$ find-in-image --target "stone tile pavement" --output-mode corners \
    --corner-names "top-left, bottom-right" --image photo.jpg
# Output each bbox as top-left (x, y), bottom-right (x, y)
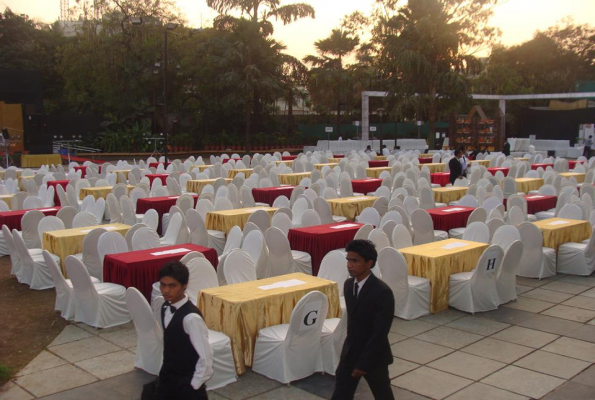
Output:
top-left (4, 273), bottom-right (595, 399)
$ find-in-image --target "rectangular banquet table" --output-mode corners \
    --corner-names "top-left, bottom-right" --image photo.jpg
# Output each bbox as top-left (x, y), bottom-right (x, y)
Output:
top-left (531, 163), bottom-right (553, 170)
top-left (274, 160), bottom-right (293, 167)
top-left (205, 207), bottom-right (277, 234)
top-left (487, 167), bottom-right (509, 177)
top-left (18, 176), bottom-right (35, 190)
top-left (47, 180), bottom-right (69, 206)
top-left (418, 163), bottom-right (445, 173)
top-left (503, 195), bottom-right (557, 214)
top-left (149, 162), bottom-right (164, 169)
top-left (430, 172), bottom-right (451, 187)
top-left (189, 165), bottom-right (212, 173)
top-left (198, 272), bottom-right (341, 375)
top-left (327, 158), bottom-right (342, 163)
top-left (0, 194), bottom-right (15, 209)
top-left (373, 156), bottom-right (387, 160)
top-left (427, 206), bottom-right (475, 231)
top-left (327, 196), bottom-right (377, 221)
top-left (186, 178), bottom-right (231, 194)
top-left (136, 195), bottom-right (199, 234)
top-left (79, 185), bottom-right (134, 200)
top-left (0, 207), bottom-right (61, 231)
top-left (288, 222), bottom-right (363, 275)
top-left (103, 243), bottom-right (218, 300)
top-left (252, 186), bottom-right (295, 206)
top-left (21, 154), bottom-right (62, 168)
top-left (42, 223), bottom-right (131, 274)
top-left (278, 172), bottom-right (311, 186)
top-left (314, 163), bottom-right (338, 170)
top-left (515, 157), bottom-right (530, 162)
top-left (508, 178), bottom-right (544, 194)
top-left (366, 167), bottom-right (391, 178)
top-left (228, 169), bottom-right (253, 178)
top-left (222, 158), bottom-right (241, 164)
top-left (569, 160), bottom-right (585, 169)
top-left (0, 169), bottom-right (22, 179)
top-left (73, 166), bottom-right (87, 177)
top-left (418, 157), bottom-right (434, 164)
top-left (145, 173), bottom-right (169, 185)
top-left (432, 187), bottom-right (468, 204)
top-left (281, 155), bottom-right (298, 161)
top-left (560, 172), bottom-right (586, 183)
top-left (351, 179), bottom-right (382, 194)
top-left (400, 239), bottom-right (489, 313)
top-left (368, 160), bottom-right (389, 168)
top-left (333, 154), bottom-right (345, 158)
top-left (532, 218), bottom-right (592, 252)
top-left (469, 160), bottom-right (490, 167)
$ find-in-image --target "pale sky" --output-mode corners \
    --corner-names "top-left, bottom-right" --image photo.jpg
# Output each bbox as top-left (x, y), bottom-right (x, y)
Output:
top-left (2, 0), bottom-right (595, 61)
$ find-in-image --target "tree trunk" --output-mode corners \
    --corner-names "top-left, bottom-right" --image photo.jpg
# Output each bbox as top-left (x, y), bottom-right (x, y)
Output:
top-left (429, 86), bottom-right (437, 144)
top-left (336, 100), bottom-right (341, 137)
top-left (287, 89), bottom-right (294, 134)
top-left (245, 106), bottom-right (251, 154)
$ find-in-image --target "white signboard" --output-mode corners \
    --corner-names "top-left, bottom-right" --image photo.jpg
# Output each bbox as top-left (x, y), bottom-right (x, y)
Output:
top-left (325, 127), bottom-right (334, 133)
top-left (370, 126), bottom-right (377, 132)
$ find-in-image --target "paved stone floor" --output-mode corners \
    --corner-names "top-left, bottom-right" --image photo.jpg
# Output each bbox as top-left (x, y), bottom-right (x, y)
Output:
top-left (5, 273), bottom-right (595, 399)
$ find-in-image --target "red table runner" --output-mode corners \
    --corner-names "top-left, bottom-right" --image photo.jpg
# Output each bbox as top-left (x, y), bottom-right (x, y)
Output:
top-left (146, 173), bottom-right (169, 185)
top-left (351, 179), bottom-right (382, 194)
top-left (569, 160), bottom-right (585, 169)
top-left (430, 172), bottom-right (451, 187)
top-left (103, 243), bottom-right (218, 300)
top-left (73, 166), bottom-right (87, 178)
top-left (281, 155), bottom-right (298, 161)
top-left (531, 163), bottom-right (553, 170)
top-left (427, 206), bottom-right (475, 231)
top-left (368, 160), bottom-right (389, 168)
top-left (0, 207), bottom-right (62, 231)
top-left (418, 157), bottom-right (434, 164)
top-left (47, 180), bottom-right (70, 206)
top-left (288, 222), bottom-right (363, 276)
top-left (487, 167), bottom-right (509, 177)
top-left (504, 195), bottom-right (557, 214)
top-left (136, 195), bottom-right (198, 234)
top-left (252, 186), bottom-right (295, 206)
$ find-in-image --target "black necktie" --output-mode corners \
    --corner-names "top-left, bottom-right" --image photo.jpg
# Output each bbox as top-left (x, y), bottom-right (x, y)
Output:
top-left (164, 302), bottom-right (177, 313)
top-left (354, 281), bottom-right (359, 298)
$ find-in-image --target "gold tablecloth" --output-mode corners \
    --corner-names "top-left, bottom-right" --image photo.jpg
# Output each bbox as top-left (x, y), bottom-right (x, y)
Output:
top-left (515, 157), bottom-right (530, 162)
top-left (401, 239), bottom-right (489, 313)
top-left (433, 187), bottom-right (468, 204)
top-left (190, 165), bottom-right (213, 172)
top-left (513, 178), bottom-right (544, 194)
top-left (198, 272), bottom-right (341, 375)
top-left (21, 154), bottom-right (62, 168)
top-left (79, 185), bottom-right (134, 200)
top-left (327, 196), bottom-right (377, 221)
top-left (366, 167), bottom-right (391, 178)
top-left (469, 160), bottom-right (490, 167)
top-left (112, 170), bottom-right (130, 183)
top-left (42, 223), bottom-right (130, 274)
top-left (205, 207), bottom-right (277, 234)
top-left (373, 156), bottom-right (387, 160)
top-left (418, 163), bottom-right (446, 173)
top-left (532, 218), bottom-right (592, 252)
top-left (18, 176), bottom-right (35, 190)
top-left (278, 172), bottom-right (311, 186)
top-left (327, 158), bottom-right (341, 163)
top-left (186, 179), bottom-right (231, 194)
top-left (560, 172), bottom-right (586, 183)
top-left (314, 163), bottom-right (338, 170)
top-left (0, 170), bottom-right (22, 179)
top-left (228, 169), bottom-right (253, 178)
top-left (0, 194), bottom-right (14, 209)
top-left (275, 160), bottom-right (293, 167)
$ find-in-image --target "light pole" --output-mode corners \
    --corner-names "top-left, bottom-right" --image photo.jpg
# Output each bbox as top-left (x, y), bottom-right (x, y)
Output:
top-left (377, 108), bottom-right (385, 154)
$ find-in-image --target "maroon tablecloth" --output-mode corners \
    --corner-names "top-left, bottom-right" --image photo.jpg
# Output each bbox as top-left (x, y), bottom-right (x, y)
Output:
top-left (252, 186), bottom-right (295, 206)
top-left (487, 167), bottom-right (509, 177)
top-left (427, 206), bottom-right (475, 231)
top-left (569, 160), bottom-right (585, 169)
top-left (351, 179), bottom-right (382, 194)
top-left (136, 195), bottom-right (198, 234)
top-left (288, 222), bottom-right (363, 276)
top-left (282, 155), bottom-right (298, 161)
top-left (148, 162), bottom-right (163, 169)
top-left (504, 195), bottom-right (557, 214)
top-left (418, 157), bottom-right (434, 164)
top-left (47, 180), bottom-right (70, 206)
top-left (222, 158), bottom-right (242, 164)
top-left (0, 207), bottom-right (61, 231)
top-left (103, 244), bottom-right (218, 300)
top-left (531, 163), bottom-right (553, 170)
top-left (368, 160), bottom-right (389, 168)
top-left (430, 173), bottom-right (451, 187)
top-left (333, 154), bottom-right (345, 158)
top-left (73, 166), bottom-right (87, 177)
top-left (146, 173), bottom-right (169, 185)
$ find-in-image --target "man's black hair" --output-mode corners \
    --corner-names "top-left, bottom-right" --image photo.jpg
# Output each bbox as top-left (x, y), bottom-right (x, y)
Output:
top-left (158, 261), bottom-right (189, 286)
top-left (346, 239), bottom-right (378, 268)
top-left (454, 149), bottom-right (462, 156)
top-left (590, 136), bottom-right (593, 139)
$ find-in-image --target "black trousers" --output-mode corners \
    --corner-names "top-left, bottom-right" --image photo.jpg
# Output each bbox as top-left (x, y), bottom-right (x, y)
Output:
top-left (156, 375), bottom-right (208, 400)
top-left (584, 146), bottom-right (591, 158)
top-left (331, 361), bottom-right (394, 400)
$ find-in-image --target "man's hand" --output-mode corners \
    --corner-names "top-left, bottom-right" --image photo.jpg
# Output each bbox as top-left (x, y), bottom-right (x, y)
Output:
top-left (351, 369), bottom-right (367, 378)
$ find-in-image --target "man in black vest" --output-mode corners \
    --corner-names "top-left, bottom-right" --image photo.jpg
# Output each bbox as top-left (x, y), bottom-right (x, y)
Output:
top-left (156, 262), bottom-right (212, 400)
top-left (449, 149), bottom-right (464, 185)
top-left (331, 240), bottom-right (395, 400)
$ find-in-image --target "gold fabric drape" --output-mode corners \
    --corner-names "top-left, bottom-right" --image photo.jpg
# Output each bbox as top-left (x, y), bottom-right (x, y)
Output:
top-left (511, 178), bottom-right (544, 194)
top-left (197, 272), bottom-right (341, 375)
top-left (21, 154), bottom-right (62, 168)
top-left (189, 165), bottom-right (213, 172)
top-left (432, 187), bottom-right (468, 204)
top-left (366, 168), bottom-right (391, 178)
top-left (275, 160), bottom-right (293, 167)
top-left (401, 239), bottom-right (489, 313)
top-left (469, 160), bottom-right (490, 167)
top-left (79, 186), bottom-right (134, 200)
top-left (0, 194), bottom-right (14, 209)
top-left (373, 156), bottom-right (387, 160)
top-left (559, 172), bottom-right (586, 183)
top-left (417, 163), bottom-right (446, 173)
top-left (327, 196), bottom-right (377, 221)
top-left (533, 218), bottom-right (592, 252)
top-left (228, 169), bottom-right (254, 179)
top-left (314, 163), bottom-right (338, 170)
top-left (186, 179), bottom-right (231, 194)
top-left (278, 172), bottom-right (311, 186)
top-left (205, 207), bottom-right (277, 234)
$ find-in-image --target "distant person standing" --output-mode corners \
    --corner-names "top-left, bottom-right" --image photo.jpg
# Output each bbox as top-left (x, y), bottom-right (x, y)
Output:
top-left (449, 149), bottom-right (464, 185)
top-left (365, 145), bottom-right (372, 154)
top-left (459, 146), bottom-right (468, 177)
top-left (503, 138), bottom-right (511, 157)
top-left (584, 135), bottom-right (593, 158)
top-left (338, 135), bottom-right (343, 141)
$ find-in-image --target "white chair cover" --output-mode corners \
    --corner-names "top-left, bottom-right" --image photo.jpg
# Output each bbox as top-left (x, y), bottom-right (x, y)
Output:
top-left (132, 227), bottom-right (161, 251)
top-left (491, 225), bottom-right (520, 252)
top-left (496, 241), bottom-right (524, 304)
top-left (392, 224), bottom-right (413, 249)
top-left (97, 231), bottom-right (128, 265)
top-left (224, 249), bottom-right (257, 284)
top-left (126, 287), bottom-right (163, 375)
top-left (216, 225), bottom-right (243, 285)
top-left (558, 228), bottom-right (595, 276)
top-left (12, 229), bottom-right (56, 289)
top-left (461, 221), bottom-right (489, 243)
top-left (82, 228), bottom-right (108, 281)
top-left (185, 257), bottom-right (218, 304)
top-left (21, 210), bottom-right (45, 249)
top-left (517, 222), bottom-right (556, 279)
top-left (72, 211), bottom-right (98, 228)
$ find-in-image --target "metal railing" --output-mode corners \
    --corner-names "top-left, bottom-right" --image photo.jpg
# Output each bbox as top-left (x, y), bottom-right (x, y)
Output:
top-left (53, 140), bottom-right (103, 164)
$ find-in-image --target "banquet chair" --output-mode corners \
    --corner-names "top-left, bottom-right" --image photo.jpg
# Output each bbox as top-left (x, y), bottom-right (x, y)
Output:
top-left (357, 207), bottom-right (380, 226)
top-left (65, 185), bottom-right (80, 209)
top-left (126, 224), bottom-right (154, 251)
top-left (487, 218), bottom-right (506, 242)
top-left (56, 206), bottom-right (77, 229)
top-left (76, 227), bottom-right (108, 281)
top-left (265, 227), bottom-right (312, 277)
top-left (271, 211), bottom-right (293, 236)
top-left (160, 212), bottom-right (183, 247)
top-left (403, 196), bottom-right (420, 216)
top-left (216, 225), bottom-right (243, 285)
top-left (194, 199), bottom-right (226, 255)
top-left (372, 196), bottom-right (389, 216)
top-left (318, 250), bottom-right (349, 302)
top-left (300, 209), bottom-right (321, 228)
top-left (461, 221), bottom-right (489, 243)
top-left (141, 208), bottom-right (159, 231)
top-left (419, 186), bottom-right (446, 209)
top-left (126, 287), bottom-right (163, 375)
top-left (185, 257), bottom-right (219, 304)
top-left (271, 195), bottom-right (289, 209)
top-left (13, 229), bottom-right (58, 290)
top-left (97, 231), bottom-right (128, 266)
top-left (214, 197), bottom-right (233, 211)
top-left (557, 228), bottom-right (595, 276)
top-left (449, 245), bottom-right (504, 314)
top-left (381, 220), bottom-right (398, 244)
top-left (80, 195), bottom-right (95, 214)
top-left (411, 209), bottom-right (448, 244)
top-left (72, 211), bottom-right (98, 228)
top-left (106, 193), bottom-right (123, 224)
top-left (517, 222), bottom-right (556, 279)
top-left (224, 249), bottom-right (257, 284)
top-left (448, 208), bottom-right (486, 239)
top-left (38, 215), bottom-right (65, 244)
top-left (180, 251), bottom-right (204, 265)
top-left (291, 197), bottom-right (309, 227)
top-left (252, 291), bottom-right (328, 384)
top-left (491, 225), bottom-right (521, 253)
top-left (368, 229), bottom-right (391, 253)
top-left (23, 196), bottom-right (44, 209)
top-left (66, 255), bottom-right (130, 328)
top-left (3, 226), bottom-right (27, 281)
top-left (378, 247), bottom-right (430, 320)
top-left (120, 196), bottom-right (140, 226)
top-left (21, 210), bottom-right (45, 249)
top-left (496, 241), bottom-right (524, 305)
top-left (239, 186), bottom-right (257, 207)
top-left (313, 197), bottom-right (346, 223)
top-left (241, 229), bottom-right (269, 278)
top-left (185, 209), bottom-right (209, 247)
top-left (558, 204), bottom-right (583, 220)
top-left (247, 209), bottom-right (271, 232)
top-left (507, 205), bottom-right (525, 226)
top-left (353, 224), bottom-right (374, 241)
top-left (392, 224), bottom-right (413, 249)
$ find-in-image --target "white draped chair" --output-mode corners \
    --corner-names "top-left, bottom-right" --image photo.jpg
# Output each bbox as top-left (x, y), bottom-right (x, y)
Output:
top-left (216, 226), bottom-right (242, 286)
top-left (224, 249), bottom-right (257, 284)
top-left (517, 222), bottom-right (556, 279)
top-left (557, 228), bottom-right (595, 276)
top-left (496, 241), bottom-right (524, 305)
top-left (12, 229), bottom-right (58, 290)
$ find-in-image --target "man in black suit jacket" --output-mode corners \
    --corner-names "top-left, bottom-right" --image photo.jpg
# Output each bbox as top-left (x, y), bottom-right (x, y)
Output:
top-left (331, 240), bottom-right (395, 400)
top-left (449, 149), bottom-right (464, 185)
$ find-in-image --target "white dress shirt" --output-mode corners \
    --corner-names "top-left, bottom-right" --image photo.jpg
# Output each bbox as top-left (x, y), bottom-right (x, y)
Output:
top-left (354, 273), bottom-right (371, 297)
top-left (160, 295), bottom-right (214, 390)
